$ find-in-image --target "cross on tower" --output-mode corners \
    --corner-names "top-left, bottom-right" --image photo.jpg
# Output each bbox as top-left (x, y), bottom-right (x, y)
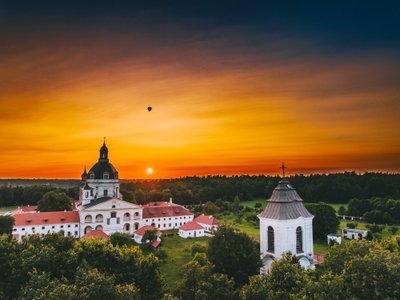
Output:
top-left (280, 162), bottom-right (287, 178)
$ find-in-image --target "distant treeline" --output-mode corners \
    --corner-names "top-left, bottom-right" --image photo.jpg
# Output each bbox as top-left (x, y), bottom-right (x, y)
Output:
top-left (0, 186), bottom-right (78, 207)
top-left (120, 172), bottom-right (400, 205)
top-left (1, 172), bottom-right (399, 207)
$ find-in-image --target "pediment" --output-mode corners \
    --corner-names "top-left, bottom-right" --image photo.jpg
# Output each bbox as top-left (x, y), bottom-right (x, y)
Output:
top-left (82, 198), bottom-right (141, 211)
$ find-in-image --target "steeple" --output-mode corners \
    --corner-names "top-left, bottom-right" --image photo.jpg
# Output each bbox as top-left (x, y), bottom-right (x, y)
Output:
top-left (99, 138), bottom-right (109, 161)
top-left (81, 165), bottom-right (88, 180)
top-left (280, 162), bottom-right (287, 178)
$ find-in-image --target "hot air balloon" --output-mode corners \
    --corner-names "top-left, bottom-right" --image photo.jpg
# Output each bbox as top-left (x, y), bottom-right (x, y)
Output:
top-left (147, 106), bottom-right (152, 112)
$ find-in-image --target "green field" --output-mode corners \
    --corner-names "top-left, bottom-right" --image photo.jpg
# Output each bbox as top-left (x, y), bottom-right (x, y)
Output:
top-left (160, 235), bottom-right (208, 290)
top-left (241, 198), bottom-right (266, 209)
top-left (328, 203), bottom-right (348, 213)
top-left (0, 206), bottom-right (17, 212)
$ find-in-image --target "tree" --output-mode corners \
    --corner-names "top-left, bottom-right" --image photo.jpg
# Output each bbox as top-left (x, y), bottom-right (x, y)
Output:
top-left (203, 201), bottom-right (220, 215)
top-left (37, 191), bottom-right (72, 212)
top-left (342, 248), bottom-right (400, 299)
top-left (240, 253), bottom-right (309, 300)
top-left (141, 229), bottom-right (158, 243)
top-left (110, 232), bottom-right (132, 247)
top-left (338, 206), bottom-right (346, 215)
top-left (0, 216), bottom-right (14, 235)
top-left (175, 253), bottom-right (236, 300)
top-left (323, 240), bottom-right (373, 274)
top-left (207, 225), bottom-right (261, 285)
top-left (305, 202), bottom-right (339, 240)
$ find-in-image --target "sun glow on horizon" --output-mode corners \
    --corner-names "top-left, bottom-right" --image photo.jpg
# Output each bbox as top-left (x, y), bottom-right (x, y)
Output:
top-left (146, 168), bottom-right (154, 175)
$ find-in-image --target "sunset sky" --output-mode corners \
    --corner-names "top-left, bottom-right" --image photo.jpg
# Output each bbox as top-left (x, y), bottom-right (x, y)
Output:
top-left (1, 1), bottom-right (400, 178)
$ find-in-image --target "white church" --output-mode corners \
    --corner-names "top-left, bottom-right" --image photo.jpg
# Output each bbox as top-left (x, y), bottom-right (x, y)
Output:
top-left (12, 141), bottom-right (196, 241)
top-left (258, 164), bottom-right (314, 272)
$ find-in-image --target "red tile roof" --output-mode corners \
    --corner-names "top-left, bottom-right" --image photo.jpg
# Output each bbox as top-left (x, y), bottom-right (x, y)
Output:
top-left (179, 221), bottom-right (204, 231)
top-left (150, 240), bottom-right (161, 248)
top-left (12, 205), bottom-right (38, 215)
top-left (143, 202), bottom-right (193, 219)
top-left (82, 230), bottom-right (109, 239)
top-left (13, 211), bottom-right (80, 226)
top-left (134, 225), bottom-right (158, 236)
top-left (194, 215), bottom-right (219, 226)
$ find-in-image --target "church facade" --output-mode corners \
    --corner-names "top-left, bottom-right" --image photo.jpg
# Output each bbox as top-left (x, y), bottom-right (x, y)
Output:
top-left (258, 173), bottom-right (314, 273)
top-left (12, 141), bottom-right (194, 241)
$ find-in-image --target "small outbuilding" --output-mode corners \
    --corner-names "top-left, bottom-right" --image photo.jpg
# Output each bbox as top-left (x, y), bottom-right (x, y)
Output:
top-left (342, 228), bottom-right (368, 240)
top-left (134, 225), bottom-right (160, 244)
top-left (82, 229), bottom-right (109, 240)
top-left (194, 214), bottom-right (219, 233)
top-left (178, 221), bottom-right (205, 238)
top-left (327, 233), bottom-right (342, 245)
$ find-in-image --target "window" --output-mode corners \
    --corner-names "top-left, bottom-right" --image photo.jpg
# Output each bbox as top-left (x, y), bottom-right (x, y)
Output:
top-left (60, 225), bottom-right (64, 229)
top-left (103, 172), bottom-right (109, 179)
top-left (96, 214), bottom-right (104, 223)
top-left (123, 213), bottom-right (130, 221)
top-left (42, 226), bottom-right (45, 230)
top-left (52, 226), bottom-right (55, 229)
top-left (104, 190), bottom-right (108, 196)
top-left (296, 227), bottom-right (303, 253)
top-left (85, 215), bottom-right (92, 223)
top-left (22, 228), bottom-right (25, 231)
top-left (90, 173), bottom-right (94, 179)
top-left (13, 228), bottom-right (16, 231)
top-left (68, 225), bottom-right (71, 228)
top-left (111, 212), bottom-right (116, 218)
top-left (75, 231), bottom-right (78, 235)
top-left (75, 224), bottom-right (78, 227)
top-left (267, 226), bottom-right (275, 253)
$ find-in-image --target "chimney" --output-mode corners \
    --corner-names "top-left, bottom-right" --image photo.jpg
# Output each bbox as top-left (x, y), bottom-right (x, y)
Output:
top-left (169, 197), bottom-right (173, 204)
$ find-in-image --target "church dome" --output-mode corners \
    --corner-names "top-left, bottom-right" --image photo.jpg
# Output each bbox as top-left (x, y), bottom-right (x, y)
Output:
top-left (258, 179), bottom-right (313, 220)
top-left (87, 140), bottom-right (119, 180)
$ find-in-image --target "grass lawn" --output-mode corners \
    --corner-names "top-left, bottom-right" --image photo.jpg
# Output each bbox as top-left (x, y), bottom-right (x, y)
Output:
top-left (160, 235), bottom-right (208, 291)
top-left (218, 213), bottom-right (260, 239)
top-left (241, 198), bottom-right (266, 209)
top-left (328, 203), bottom-right (348, 213)
top-left (0, 206), bottom-right (17, 213)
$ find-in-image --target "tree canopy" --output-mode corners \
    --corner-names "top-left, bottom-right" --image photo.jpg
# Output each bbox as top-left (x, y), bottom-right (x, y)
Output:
top-left (37, 191), bottom-right (72, 212)
top-left (305, 202), bottom-right (339, 240)
top-left (207, 225), bottom-right (261, 285)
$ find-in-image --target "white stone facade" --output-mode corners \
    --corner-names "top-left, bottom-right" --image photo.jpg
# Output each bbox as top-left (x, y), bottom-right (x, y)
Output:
top-left (259, 217), bottom-right (314, 260)
top-left (78, 198), bottom-right (142, 236)
top-left (13, 222), bottom-right (80, 241)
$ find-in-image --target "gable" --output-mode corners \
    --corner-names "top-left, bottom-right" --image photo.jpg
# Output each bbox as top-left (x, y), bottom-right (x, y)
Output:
top-left (82, 198), bottom-right (141, 211)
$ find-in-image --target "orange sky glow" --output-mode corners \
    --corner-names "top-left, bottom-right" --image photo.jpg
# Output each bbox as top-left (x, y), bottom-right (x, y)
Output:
top-left (1, 2), bottom-right (399, 178)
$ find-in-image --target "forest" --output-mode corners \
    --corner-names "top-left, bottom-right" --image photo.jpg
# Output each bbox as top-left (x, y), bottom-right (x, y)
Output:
top-left (0, 172), bottom-right (399, 207)
top-left (1, 226), bottom-right (400, 300)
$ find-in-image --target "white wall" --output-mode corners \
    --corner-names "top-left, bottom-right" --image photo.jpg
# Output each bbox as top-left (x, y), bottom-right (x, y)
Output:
top-left (13, 222), bottom-right (80, 241)
top-left (179, 229), bottom-right (204, 238)
top-left (80, 207), bottom-right (142, 236)
top-left (143, 215), bottom-right (194, 231)
top-left (259, 217), bottom-right (314, 260)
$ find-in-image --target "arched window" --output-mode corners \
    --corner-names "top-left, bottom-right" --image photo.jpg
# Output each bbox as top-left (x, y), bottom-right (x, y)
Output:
top-left (95, 225), bottom-right (103, 231)
top-left (84, 226), bottom-right (92, 234)
top-left (267, 226), bottom-right (274, 253)
top-left (124, 223), bottom-right (130, 231)
top-left (85, 215), bottom-right (92, 223)
top-left (134, 222), bottom-right (140, 230)
top-left (296, 227), bottom-right (303, 253)
top-left (95, 214), bottom-right (103, 223)
top-left (134, 212), bottom-right (140, 218)
top-left (123, 213), bottom-right (130, 221)
top-left (103, 172), bottom-right (109, 179)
